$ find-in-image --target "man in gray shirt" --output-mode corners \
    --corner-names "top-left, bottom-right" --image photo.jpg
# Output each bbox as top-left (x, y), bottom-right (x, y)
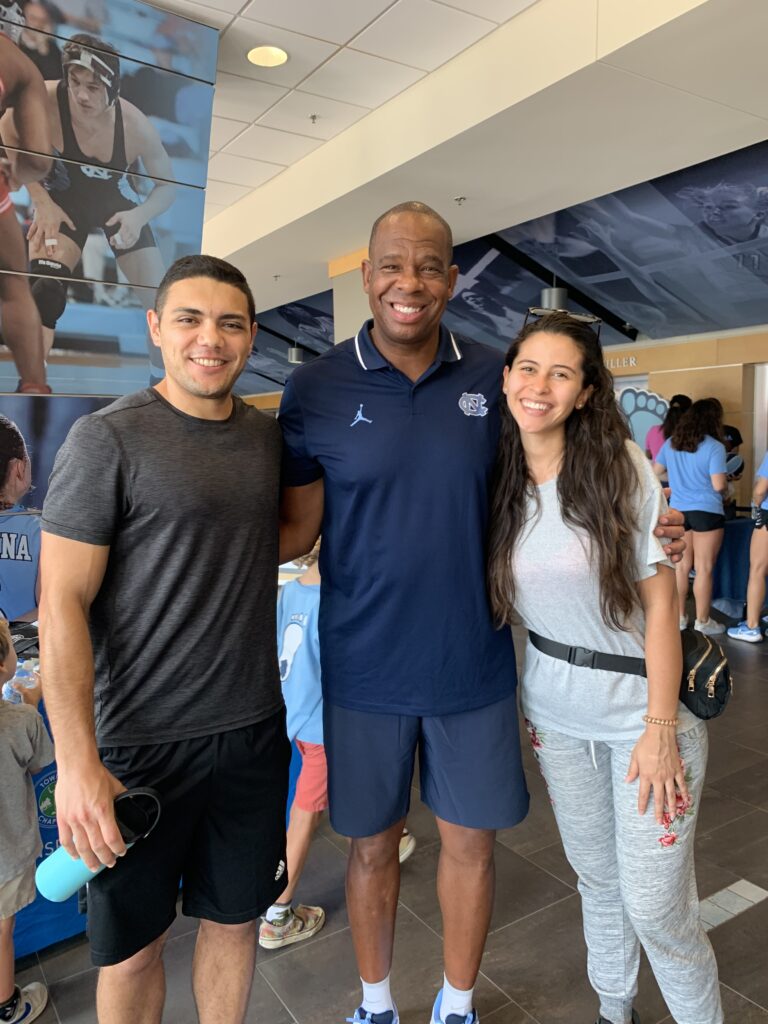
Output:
top-left (39, 255), bottom-right (289, 1024)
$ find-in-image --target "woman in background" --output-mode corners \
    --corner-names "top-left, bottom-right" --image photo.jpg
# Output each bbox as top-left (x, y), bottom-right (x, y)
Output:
top-left (727, 452), bottom-right (768, 643)
top-left (644, 393), bottom-right (691, 462)
top-left (488, 311), bottom-right (720, 1024)
top-left (654, 400), bottom-right (727, 635)
top-left (0, 414), bottom-right (40, 621)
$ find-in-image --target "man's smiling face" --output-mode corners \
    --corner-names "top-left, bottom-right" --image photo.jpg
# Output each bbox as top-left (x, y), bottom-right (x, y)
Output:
top-left (362, 212), bottom-right (458, 355)
top-left (147, 276), bottom-right (255, 417)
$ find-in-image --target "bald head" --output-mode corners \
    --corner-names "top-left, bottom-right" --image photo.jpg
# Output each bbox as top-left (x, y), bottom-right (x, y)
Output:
top-left (368, 202), bottom-right (453, 262)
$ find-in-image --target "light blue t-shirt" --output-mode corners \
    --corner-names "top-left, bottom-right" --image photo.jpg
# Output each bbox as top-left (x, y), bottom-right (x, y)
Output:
top-left (756, 451), bottom-right (768, 510)
top-left (656, 436), bottom-right (726, 515)
top-left (0, 507), bottom-right (41, 621)
top-left (277, 580), bottom-right (322, 744)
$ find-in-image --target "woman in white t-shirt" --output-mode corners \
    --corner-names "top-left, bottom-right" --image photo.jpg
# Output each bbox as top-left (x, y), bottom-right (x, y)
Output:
top-left (488, 312), bottom-right (721, 1024)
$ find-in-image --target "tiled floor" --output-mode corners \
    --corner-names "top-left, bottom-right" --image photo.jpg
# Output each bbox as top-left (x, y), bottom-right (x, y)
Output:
top-left (17, 624), bottom-right (768, 1023)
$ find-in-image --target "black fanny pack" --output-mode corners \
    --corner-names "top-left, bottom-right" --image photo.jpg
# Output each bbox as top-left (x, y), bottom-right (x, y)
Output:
top-left (528, 627), bottom-right (732, 720)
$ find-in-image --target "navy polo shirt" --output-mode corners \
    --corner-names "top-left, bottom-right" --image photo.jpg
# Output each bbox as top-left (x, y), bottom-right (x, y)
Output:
top-left (279, 320), bottom-right (517, 716)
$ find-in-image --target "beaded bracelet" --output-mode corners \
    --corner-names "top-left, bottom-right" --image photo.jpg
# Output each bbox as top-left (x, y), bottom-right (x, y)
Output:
top-left (642, 714), bottom-right (678, 727)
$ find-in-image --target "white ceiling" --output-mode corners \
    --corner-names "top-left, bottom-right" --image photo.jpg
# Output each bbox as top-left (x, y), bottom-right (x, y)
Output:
top-left (144, 0), bottom-right (768, 318)
top-left (147, 0), bottom-right (540, 219)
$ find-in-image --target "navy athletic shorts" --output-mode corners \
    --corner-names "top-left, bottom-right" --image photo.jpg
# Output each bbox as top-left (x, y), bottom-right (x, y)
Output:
top-left (324, 694), bottom-right (529, 837)
top-left (87, 710), bottom-right (290, 966)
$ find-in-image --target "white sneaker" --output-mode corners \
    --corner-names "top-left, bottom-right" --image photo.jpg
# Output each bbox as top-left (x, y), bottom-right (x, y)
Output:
top-left (679, 615), bottom-right (689, 630)
top-left (399, 828), bottom-right (416, 864)
top-left (694, 617), bottom-right (726, 636)
top-left (6, 983), bottom-right (48, 1023)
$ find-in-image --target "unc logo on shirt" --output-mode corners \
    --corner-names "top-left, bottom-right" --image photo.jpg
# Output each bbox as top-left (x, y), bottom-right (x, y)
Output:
top-left (80, 164), bottom-right (113, 180)
top-left (458, 392), bottom-right (489, 418)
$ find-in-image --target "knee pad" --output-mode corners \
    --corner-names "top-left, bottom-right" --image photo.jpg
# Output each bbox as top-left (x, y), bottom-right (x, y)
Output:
top-left (29, 258), bottom-right (68, 329)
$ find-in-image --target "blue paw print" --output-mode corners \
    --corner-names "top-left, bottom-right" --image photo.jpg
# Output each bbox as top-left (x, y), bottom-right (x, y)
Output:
top-left (618, 388), bottom-right (668, 446)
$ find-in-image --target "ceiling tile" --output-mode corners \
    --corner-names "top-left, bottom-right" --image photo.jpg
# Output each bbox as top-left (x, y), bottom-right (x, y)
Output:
top-left (258, 91), bottom-right (370, 140)
top-left (205, 180), bottom-right (251, 205)
top-left (207, 153), bottom-right (285, 187)
top-left (209, 116), bottom-right (248, 151)
top-left (350, 0), bottom-right (494, 71)
top-left (211, 73), bottom-right (288, 122)
top-left (204, 202), bottom-right (228, 221)
top-left (224, 125), bottom-right (322, 164)
top-left (300, 49), bottom-right (425, 108)
top-left (431, 0), bottom-right (539, 23)
top-left (239, 0), bottom-right (396, 44)
top-left (217, 18), bottom-right (339, 88)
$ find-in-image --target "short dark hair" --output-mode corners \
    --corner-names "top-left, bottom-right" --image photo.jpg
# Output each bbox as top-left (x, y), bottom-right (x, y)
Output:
top-left (0, 414), bottom-right (27, 496)
top-left (368, 201), bottom-right (454, 261)
top-left (154, 255), bottom-right (256, 324)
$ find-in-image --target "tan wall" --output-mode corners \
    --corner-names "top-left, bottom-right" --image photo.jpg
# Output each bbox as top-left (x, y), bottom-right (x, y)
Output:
top-left (607, 330), bottom-right (768, 378)
top-left (242, 393), bottom-right (280, 413)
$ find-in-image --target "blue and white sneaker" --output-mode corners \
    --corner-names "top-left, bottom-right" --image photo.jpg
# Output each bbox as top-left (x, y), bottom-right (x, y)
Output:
top-left (727, 621), bottom-right (763, 643)
top-left (5, 983), bottom-right (48, 1023)
top-left (347, 1007), bottom-right (398, 1024)
top-left (431, 989), bottom-right (479, 1024)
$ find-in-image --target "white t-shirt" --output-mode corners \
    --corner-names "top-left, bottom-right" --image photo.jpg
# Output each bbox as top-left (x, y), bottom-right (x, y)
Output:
top-left (514, 441), bottom-right (698, 742)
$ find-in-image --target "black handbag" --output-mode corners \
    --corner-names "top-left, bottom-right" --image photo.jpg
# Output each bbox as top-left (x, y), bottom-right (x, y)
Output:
top-left (679, 627), bottom-right (732, 719)
top-left (528, 626), bottom-right (733, 720)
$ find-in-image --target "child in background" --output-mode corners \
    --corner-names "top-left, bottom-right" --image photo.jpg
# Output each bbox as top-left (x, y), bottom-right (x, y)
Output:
top-left (260, 543), bottom-right (415, 949)
top-left (727, 452), bottom-right (768, 643)
top-left (259, 543), bottom-right (327, 949)
top-left (0, 620), bottom-right (54, 1023)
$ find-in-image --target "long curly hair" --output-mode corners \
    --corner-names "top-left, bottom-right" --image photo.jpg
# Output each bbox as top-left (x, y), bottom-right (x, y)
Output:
top-left (670, 398), bottom-right (723, 452)
top-left (488, 313), bottom-right (640, 631)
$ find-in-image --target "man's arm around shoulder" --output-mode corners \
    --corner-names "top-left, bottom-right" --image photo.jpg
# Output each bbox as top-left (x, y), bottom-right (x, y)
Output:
top-left (39, 532), bottom-right (127, 870)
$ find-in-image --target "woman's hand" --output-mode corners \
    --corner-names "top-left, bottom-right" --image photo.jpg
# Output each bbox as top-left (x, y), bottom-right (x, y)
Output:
top-left (626, 725), bottom-right (688, 823)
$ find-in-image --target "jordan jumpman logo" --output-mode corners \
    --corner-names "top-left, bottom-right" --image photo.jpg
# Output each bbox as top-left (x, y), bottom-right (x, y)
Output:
top-left (350, 404), bottom-right (373, 427)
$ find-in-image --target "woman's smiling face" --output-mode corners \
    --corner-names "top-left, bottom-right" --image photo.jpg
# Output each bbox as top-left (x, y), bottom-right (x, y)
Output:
top-left (503, 331), bottom-right (592, 439)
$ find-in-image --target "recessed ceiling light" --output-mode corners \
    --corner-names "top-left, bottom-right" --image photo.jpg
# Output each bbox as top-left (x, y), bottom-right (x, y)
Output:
top-left (247, 46), bottom-right (288, 68)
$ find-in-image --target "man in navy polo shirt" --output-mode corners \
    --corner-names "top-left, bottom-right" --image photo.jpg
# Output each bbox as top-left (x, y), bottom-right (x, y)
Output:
top-left (278, 202), bottom-right (686, 1024)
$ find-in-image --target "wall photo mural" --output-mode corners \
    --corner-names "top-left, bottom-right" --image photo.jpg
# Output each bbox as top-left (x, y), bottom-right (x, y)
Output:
top-left (0, 0), bottom-right (216, 395)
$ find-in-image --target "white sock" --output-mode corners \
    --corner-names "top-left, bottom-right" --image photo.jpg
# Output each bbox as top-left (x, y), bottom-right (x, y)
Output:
top-left (439, 975), bottom-right (474, 1020)
top-left (360, 975), bottom-right (394, 1015)
top-left (265, 901), bottom-right (291, 923)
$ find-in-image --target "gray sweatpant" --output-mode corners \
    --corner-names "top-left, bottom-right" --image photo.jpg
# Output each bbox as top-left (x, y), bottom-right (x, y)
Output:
top-left (525, 719), bottom-right (722, 1024)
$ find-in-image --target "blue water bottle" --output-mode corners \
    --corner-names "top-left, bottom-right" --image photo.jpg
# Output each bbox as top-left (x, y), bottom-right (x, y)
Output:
top-left (36, 788), bottom-right (162, 902)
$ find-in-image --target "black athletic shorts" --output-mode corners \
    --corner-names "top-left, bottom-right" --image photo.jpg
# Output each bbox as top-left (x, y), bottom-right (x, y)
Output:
top-left (87, 711), bottom-right (290, 967)
top-left (682, 510), bottom-right (725, 532)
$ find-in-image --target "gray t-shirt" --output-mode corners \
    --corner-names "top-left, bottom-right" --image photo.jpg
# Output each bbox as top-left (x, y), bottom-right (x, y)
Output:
top-left (0, 703), bottom-right (54, 883)
top-left (41, 389), bottom-right (283, 746)
top-left (514, 441), bottom-right (697, 741)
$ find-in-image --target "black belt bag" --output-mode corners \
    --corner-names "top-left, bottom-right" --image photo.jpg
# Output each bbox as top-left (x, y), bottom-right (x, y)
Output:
top-left (528, 627), bottom-right (732, 720)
